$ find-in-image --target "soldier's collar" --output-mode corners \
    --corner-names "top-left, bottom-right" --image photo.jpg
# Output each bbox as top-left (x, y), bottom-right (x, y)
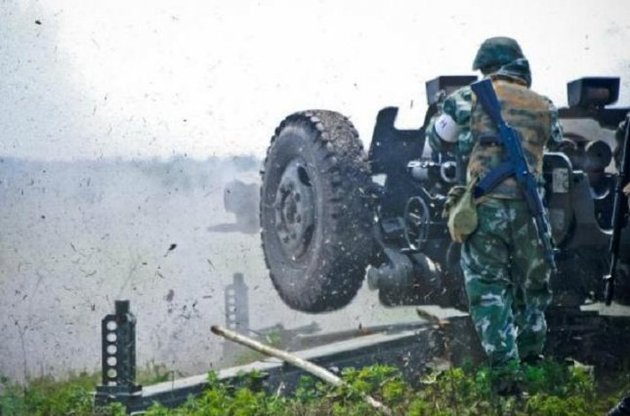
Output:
top-left (488, 73), bottom-right (529, 87)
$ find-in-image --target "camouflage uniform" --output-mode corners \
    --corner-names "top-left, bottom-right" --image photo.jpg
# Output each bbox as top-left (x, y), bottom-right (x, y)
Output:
top-left (427, 42), bottom-right (563, 375)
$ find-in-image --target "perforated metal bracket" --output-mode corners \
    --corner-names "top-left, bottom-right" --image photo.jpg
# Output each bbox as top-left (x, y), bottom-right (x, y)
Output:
top-left (95, 300), bottom-right (142, 408)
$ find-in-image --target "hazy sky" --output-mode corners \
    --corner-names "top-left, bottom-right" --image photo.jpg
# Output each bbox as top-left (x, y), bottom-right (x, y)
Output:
top-left (2, 0), bottom-right (629, 160)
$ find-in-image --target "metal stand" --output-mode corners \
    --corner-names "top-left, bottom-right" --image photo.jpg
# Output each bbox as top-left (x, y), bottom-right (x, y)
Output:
top-left (222, 273), bottom-right (251, 363)
top-left (94, 300), bottom-right (141, 408)
top-left (224, 273), bottom-right (250, 333)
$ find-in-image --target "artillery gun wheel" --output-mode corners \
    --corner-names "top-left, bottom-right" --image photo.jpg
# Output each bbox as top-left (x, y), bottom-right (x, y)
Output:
top-left (260, 110), bottom-right (374, 313)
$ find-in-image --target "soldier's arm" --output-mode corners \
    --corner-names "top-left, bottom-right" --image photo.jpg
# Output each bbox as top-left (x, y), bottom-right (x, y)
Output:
top-left (426, 87), bottom-right (472, 154)
top-left (545, 100), bottom-right (564, 151)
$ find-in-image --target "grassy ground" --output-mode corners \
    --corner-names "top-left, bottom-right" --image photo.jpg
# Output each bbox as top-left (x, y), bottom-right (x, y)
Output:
top-left (1, 361), bottom-right (628, 416)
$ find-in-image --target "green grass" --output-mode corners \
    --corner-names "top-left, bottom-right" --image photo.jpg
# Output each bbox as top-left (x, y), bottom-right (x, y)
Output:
top-left (0, 372), bottom-right (123, 416)
top-left (0, 363), bottom-right (173, 416)
top-left (1, 361), bottom-right (628, 415)
top-left (143, 361), bottom-right (629, 416)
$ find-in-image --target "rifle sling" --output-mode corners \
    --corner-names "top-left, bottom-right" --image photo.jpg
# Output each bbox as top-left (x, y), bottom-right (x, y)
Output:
top-left (473, 161), bottom-right (515, 199)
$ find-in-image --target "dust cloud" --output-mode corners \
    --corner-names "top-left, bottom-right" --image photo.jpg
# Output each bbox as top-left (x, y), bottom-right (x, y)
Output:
top-left (0, 156), bottom-right (418, 384)
top-left (3, 0), bottom-right (628, 386)
top-left (0, 1), bottom-right (419, 385)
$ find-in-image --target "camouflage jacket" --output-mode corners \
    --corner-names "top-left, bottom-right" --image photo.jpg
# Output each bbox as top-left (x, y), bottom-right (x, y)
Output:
top-left (427, 59), bottom-right (563, 198)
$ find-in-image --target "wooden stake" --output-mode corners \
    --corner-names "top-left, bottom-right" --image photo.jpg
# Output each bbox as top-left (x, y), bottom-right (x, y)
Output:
top-left (211, 325), bottom-right (393, 416)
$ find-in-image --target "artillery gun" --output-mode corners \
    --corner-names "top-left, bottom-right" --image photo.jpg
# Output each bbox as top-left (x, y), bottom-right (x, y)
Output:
top-left (259, 76), bottom-right (630, 313)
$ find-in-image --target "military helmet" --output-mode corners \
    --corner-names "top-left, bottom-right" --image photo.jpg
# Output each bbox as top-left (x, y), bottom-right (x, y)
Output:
top-left (472, 36), bottom-right (525, 71)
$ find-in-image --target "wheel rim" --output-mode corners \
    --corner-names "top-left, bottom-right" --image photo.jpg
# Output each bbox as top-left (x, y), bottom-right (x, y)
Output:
top-left (273, 159), bottom-right (315, 262)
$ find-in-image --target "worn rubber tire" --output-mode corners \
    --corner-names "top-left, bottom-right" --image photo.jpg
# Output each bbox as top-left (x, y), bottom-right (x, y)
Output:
top-left (260, 110), bottom-right (374, 313)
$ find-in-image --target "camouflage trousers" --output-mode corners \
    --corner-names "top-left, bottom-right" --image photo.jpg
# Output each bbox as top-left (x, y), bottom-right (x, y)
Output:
top-left (461, 198), bottom-right (552, 370)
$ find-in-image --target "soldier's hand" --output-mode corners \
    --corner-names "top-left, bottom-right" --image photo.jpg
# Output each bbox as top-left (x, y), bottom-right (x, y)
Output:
top-left (442, 185), bottom-right (466, 219)
top-left (434, 90), bottom-right (447, 112)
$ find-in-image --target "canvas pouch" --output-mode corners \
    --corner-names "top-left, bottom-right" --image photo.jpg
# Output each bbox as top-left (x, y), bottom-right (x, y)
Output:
top-left (444, 179), bottom-right (479, 243)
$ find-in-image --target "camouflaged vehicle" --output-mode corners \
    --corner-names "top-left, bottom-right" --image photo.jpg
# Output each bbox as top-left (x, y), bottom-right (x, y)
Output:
top-left (259, 76), bottom-right (630, 313)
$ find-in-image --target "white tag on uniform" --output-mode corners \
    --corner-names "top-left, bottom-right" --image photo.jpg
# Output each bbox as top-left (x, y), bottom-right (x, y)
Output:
top-left (433, 113), bottom-right (460, 143)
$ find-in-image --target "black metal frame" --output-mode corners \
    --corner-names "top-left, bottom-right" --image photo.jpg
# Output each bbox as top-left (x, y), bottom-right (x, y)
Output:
top-left (94, 300), bottom-right (142, 408)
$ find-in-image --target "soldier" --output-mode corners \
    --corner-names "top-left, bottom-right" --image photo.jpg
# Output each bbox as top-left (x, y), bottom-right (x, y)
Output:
top-left (427, 37), bottom-right (563, 395)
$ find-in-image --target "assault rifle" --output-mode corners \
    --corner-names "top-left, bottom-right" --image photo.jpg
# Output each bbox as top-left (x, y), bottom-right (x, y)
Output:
top-left (604, 114), bottom-right (630, 305)
top-left (470, 78), bottom-right (556, 272)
